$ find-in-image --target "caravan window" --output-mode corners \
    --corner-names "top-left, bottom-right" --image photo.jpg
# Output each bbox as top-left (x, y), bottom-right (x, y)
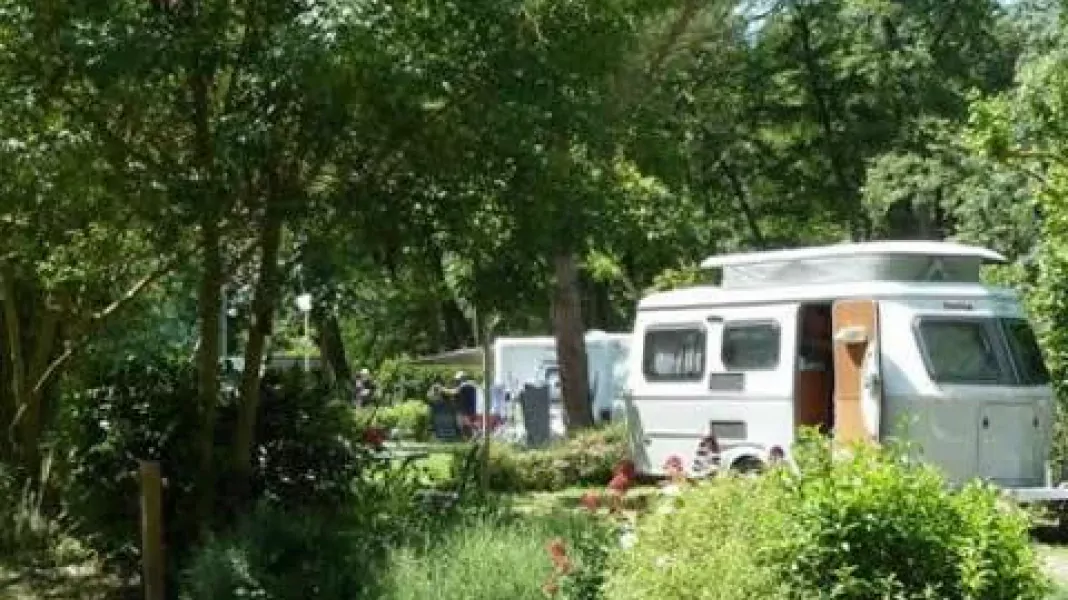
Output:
top-left (642, 327), bottom-right (706, 381)
top-left (722, 320), bottom-right (781, 371)
top-left (1001, 318), bottom-right (1050, 385)
top-left (916, 319), bottom-right (1007, 384)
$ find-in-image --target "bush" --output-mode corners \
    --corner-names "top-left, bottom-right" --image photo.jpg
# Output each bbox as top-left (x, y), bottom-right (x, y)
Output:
top-left (181, 433), bottom-right (487, 599)
top-left (468, 423), bottom-right (628, 493)
top-left (56, 356), bottom-right (377, 576)
top-left (181, 502), bottom-right (391, 600)
top-left (606, 436), bottom-right (1050, 600)
top-left (0, 463), bottom-right (85, 568)
top-left (356, 400), bottom-right (431, 441)
top-left (380, 511), bottom-right (605, 600)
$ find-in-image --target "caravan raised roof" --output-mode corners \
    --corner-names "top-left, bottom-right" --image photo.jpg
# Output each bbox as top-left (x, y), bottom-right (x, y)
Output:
top-left (699, 241), bottom-right (1007, 289)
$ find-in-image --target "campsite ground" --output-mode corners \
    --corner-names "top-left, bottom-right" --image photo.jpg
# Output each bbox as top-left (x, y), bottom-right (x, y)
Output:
top-left (1039, 544), bottom-right (1068, 598)
top-left (6, 442), bottom-right (1068, 599)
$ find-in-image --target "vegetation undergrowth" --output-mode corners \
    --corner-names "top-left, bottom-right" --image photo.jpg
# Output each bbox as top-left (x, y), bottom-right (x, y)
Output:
top-left (606, 433), bottom-right (1051, 600)
top-left (380, 509), bottom-right (609, 600)
top-left (463, 423), bottom-right (628, 493)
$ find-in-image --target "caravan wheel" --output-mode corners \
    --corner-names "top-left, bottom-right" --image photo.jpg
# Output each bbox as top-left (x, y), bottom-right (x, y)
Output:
top-left (729, 456), bottom-right (766, 477)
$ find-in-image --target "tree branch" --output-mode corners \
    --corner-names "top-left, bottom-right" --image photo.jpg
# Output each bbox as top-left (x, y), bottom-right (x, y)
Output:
top-left (30, 237), bottom-right (259, 396)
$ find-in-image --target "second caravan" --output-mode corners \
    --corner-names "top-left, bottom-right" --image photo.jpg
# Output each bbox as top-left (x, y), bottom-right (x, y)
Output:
top-left (493, 331), bottom-right (631, 424)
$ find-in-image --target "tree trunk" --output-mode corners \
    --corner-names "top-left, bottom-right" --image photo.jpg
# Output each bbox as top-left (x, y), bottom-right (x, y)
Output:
top-left (315, 309), bottom-right (350, 385)
top-left (194, 216), bottom-right (224, 530)
top-left (0, 276), bottom-right (60, 478)
top-left (231, 209), bottom-right (284, 500)
top-left (1, 274), bottom-right (28, 464)
top-left (551, 252), bottom-right (592, 432)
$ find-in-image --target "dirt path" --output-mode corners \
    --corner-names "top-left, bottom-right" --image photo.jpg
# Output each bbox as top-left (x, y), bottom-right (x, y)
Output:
top-left (1037, 544), bottom-right (1068, 599)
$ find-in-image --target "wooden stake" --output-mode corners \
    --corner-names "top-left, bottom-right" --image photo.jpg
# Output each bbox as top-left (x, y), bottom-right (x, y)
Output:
top-left (139, 460), bottom-right (164, 600)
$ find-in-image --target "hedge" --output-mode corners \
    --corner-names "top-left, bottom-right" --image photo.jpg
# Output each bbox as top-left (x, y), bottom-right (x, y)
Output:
top-left (455, 424), bottom-right (628, 493)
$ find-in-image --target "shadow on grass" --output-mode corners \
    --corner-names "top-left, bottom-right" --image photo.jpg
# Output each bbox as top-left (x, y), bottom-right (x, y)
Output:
top-left (0, 563), bottom-right (137, 600)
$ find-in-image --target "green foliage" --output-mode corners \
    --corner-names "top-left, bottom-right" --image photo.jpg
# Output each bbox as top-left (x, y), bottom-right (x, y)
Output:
top-left (605, 473), bottom-right (790, 600)
top-left (552, 520), bottom-right (617, 600)
top-left (181, 500), bottom-right (397, 600)
top-left (469, 424), bottom-right (628, 493)
top-left (373, 357), bottom-right (484, 405)
top-left (0, 464), bottom-right (86, 568)
top-left (356, 400), bottom-right (432, 441)
top-left (57, 356), bottom-right (374, 573)
top-left (606, 437), bottom-right (1049, 600)
top-left (380, 511), bottom-right (603, 600)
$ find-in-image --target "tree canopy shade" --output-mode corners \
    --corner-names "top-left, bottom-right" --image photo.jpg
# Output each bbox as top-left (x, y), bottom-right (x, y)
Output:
top-left (2, 0), bottom-right (1068, 541)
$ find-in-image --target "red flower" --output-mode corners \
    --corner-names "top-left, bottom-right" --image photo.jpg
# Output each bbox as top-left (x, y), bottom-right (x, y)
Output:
top-left (362, 427), bottom-right (386, 448)
top-left (664, 454), bottom-right (687, 483)
top-left (608, 473), bottom-right (632, 495)
top-left (546, 538), bottom-right (571, 571)
top-left (613, 458), bottom-right (636, 478)
top-left (548, 538), bottom-right (566, 554)
top-left (580, 491), bottom-right (600, 511)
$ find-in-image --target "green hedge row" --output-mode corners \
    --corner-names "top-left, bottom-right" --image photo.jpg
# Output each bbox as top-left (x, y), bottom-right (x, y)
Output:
top-left (455, 424), bottom-right (628, 493)
top-left (356, 401), bottom-right (432, 441)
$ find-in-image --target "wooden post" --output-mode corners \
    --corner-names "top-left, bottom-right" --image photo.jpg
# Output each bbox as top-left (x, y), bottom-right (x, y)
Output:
top-left (140, 460), bottom-right (164, 600)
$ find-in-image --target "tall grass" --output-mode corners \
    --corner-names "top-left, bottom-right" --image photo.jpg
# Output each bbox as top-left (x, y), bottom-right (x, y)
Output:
top-left (381, 511), bottom-right (599, 600)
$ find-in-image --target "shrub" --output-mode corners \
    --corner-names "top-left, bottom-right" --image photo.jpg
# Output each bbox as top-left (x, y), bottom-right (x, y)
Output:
top-left (606, 437), bottom-right (1050, 600)
top-left (542, 519), bottom-right (618, 600)
top-left (181, 452), bottom-right (455, 599)
top-left (0, 463), bottom-right (86, 568)
top-left (356, 400), bottom-right (431, 441)
top-left (181, 503), bottom-right (387, 599)
top-left (56, 356), bottom-right (377, 576)
top-left (467, 423), bottom-right (628, 493)
top-left (604, 473), bottom-right (789, 600)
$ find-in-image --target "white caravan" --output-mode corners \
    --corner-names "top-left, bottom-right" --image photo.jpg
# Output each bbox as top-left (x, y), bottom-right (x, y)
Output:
top-left (493, 331), bottom-right (630, 422)
top-left (625, 241), bottom-right (1068, 502)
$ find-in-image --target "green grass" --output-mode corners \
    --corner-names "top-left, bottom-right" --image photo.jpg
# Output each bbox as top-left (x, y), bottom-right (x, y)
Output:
top-left (379, 511), bottom-right (600, 600)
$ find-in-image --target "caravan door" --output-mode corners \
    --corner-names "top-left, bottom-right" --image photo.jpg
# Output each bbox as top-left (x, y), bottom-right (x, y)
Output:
top-left (832, 299), bottom-right (883, 443)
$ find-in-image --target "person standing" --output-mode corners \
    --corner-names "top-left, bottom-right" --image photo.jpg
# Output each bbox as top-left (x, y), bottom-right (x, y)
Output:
top-left (352, 368), bottom-right (376, 407)
top-left (445, 371), bottom-right (478, 438)
top-left (358, 368), bottom-right (377, 406)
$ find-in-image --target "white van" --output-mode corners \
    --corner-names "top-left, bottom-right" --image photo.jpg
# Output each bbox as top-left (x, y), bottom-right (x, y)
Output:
top-left (624, 241), bottom-right (1067, 502)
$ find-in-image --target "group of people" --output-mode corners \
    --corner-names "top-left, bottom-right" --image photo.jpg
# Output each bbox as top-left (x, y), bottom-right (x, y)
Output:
top-left (351, 368), bottom-right (377, 407)
top-left (351, 366), bottom-right (488, 438)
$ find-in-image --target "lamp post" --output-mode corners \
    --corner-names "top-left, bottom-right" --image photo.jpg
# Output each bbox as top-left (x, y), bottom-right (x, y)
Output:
top-left (295, 293), bottom-right (312, 372)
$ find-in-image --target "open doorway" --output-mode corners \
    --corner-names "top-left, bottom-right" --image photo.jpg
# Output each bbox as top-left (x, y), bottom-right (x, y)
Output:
top-left (794, 304), bottom-right (834, 434)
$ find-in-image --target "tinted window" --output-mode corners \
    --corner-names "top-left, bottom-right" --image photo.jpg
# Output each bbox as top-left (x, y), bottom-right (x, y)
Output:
top-left (1002, 318), bottom-right (1050, 385)
top-left (917, 319), bottom-right (1006, 384)
top-left (643, 327), bottom-right (706, 381)
top-left (722, 321), bottom-right (781, 371)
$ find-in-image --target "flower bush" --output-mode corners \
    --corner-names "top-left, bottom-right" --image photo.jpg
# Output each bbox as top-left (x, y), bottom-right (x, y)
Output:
top-left (541, 458), bottom-right (639, 600)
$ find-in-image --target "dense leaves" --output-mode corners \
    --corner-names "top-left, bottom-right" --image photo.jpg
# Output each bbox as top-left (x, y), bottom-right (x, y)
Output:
top-left (606, 438), bottom-right (1049, 600)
